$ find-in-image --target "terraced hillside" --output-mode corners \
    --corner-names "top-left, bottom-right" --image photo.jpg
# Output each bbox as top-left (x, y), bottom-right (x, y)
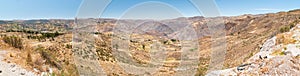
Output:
top-left (0, 9), bottom-right (300, 76)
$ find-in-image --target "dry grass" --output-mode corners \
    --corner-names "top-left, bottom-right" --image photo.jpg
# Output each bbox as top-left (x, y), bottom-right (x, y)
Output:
top-left (260, 67), bottom-right (269, 74)
top-left (0, 33), bottom-right (78, 76)
top-left (35, 46), bottom-right (78, 76)
top-left (195, 57), bottom-right (210, 76)
top-left (2, 35), bottom-right (23, 49)
top-left (276, 34), bottom-right (296, 45)
top-left (271, 49), bottom-right (286, 56)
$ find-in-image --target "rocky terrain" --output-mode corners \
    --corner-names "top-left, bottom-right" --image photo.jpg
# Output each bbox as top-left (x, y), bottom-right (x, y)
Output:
top-left (207, 24), bottom-right (300, 75)
top-left (94, 9), bottom-right (300, 75)
top-left (0, 51), bottom-right (37, 76)
top-left (0, 9), bottom-right (300, 76)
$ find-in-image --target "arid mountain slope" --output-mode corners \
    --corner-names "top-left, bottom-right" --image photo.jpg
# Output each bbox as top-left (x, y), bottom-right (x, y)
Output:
top-left (208, 23), bottom-right (300, 75)
top-left (1, 9), bottom-right (300, 76)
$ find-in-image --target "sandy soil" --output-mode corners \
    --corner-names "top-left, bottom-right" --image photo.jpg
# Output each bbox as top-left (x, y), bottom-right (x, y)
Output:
top-left (0, 50), bottom-right (37, 76)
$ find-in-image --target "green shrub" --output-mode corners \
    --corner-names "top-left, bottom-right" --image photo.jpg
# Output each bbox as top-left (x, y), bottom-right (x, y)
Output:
top-left (37, 47), bottom-right (62, 70)
top-left (289, 23), bottom-right (296, 29)
top-left (3, 36), bottom-right (23, 49)
top-left (41, 31), bottom-right (62, 38)
top-left (279, 51), bottom-right (286, 55)
top-left (26, 53), bottom-right (33, 66)
top-left (66, 44), bottom-right (72, 49)
top-left (171, 39), bottom-right (177, 42)
top-left (284, 47), bottom-right (287, 50)
top-left (279, 21), bottom-right (297, 33)
top-left (280, 26), bottom-right (290, 33)
top-left (163, 40), bottom-right (168, 44)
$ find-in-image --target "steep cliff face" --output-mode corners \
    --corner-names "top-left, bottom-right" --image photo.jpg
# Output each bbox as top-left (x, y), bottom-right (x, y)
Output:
top-left (207, 24), bottom-right (300, 75)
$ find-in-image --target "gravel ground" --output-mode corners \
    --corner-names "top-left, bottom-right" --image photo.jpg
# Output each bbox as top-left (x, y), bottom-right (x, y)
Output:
top-left (0, 51), bottom-right (37, 76)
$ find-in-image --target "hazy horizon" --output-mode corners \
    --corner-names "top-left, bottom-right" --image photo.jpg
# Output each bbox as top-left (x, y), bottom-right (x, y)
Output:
top-left (1, 0), bottom-right (300, 20)
top-left (0, 9), bottom-right (297, 21)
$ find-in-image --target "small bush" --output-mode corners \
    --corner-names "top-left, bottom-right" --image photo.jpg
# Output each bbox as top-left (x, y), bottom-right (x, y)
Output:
top-left (26, 53), bottom-right (33, 66)
top-left (66, 44), bottom-right (72, 49)
top-left (171, 39), bottom-right (177, 42)
top-left (279, 51), bottom-right (286, 55)
top-left (41, 31), bottom-right (62, 38)
top-left (36, 47), bottom-right (62, 70)
top-left (280, 22), bottom-right (297, 33)
top-left (289, 23), bottom-right (296, 29)
top-left (272, 49), bottom-right (286, 56)
top-left (163, 40), bottom-right (168, 44)
top-left (280, 26), bottom-right (290, 33)
top-left (3, 36), bottom-right (23, 49)
top-left (284, 47), bottom-right (287, 50)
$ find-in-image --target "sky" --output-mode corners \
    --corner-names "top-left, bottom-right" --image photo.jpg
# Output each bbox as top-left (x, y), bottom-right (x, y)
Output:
top-left (0, 0), bottom-right (300, 20)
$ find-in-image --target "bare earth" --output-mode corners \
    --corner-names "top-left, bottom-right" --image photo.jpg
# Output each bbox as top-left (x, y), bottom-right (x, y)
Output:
top-left (0, 50), bottom-right (37, 76)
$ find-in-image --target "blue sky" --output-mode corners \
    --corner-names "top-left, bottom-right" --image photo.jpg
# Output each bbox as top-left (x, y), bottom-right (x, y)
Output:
top-left (0, 0), bottom-right (300, 20)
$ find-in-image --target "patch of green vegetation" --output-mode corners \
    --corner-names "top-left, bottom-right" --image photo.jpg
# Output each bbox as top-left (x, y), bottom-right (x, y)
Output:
top-left (289, 23), bottom-right (296, 29)
top-left (130, 40), bottom-right (137, 43)
top-left (34, 46), bottom-right (78, 76)
top-left (284, 47), bottom-right (287, 50)
top-left (36, 47), bottom-right (62, 70)
top-left (296, 45), bottom-right (300, 48)
top-left (26, 52), bottom-right (33, 66)
top-left (171, 39), bottom-right (177, 42)
top-left (96, 47), bottom-right (115, 62)
top-left (244, 52), bottom-right (254, 61)
top-left (2, 35), bottom-right (23, 49)
top-left (280, 21), bottom-right (297, 33)
top-left (195, 66), bottom-right (208, 76)
top-left (279, 51), bottom-right (286, 55)
top-left (65, 44), bottom-right (72, 49)
top-left (41, 31), bottom-right (61, 38)
top-left (93, 32), bottom-right (102, 35)
top-left (280, 26), bottom-right (290, 33)
top-left (272, 49), bottom-right (286, 56)
top-left (189, 48), bottom-right (198, 52)
top-left (195, 57), bottom-right (210, 76)
top-left (27, 31), bottom-right (64, 41)
top-left (142, 45), bottom-right (145, 50)
top-left (163, 40), bottom-right (169, 44)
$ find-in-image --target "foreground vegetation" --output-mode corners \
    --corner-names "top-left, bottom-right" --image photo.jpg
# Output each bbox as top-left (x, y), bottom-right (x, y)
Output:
top-left (3, 35), bottom-right (23, 49)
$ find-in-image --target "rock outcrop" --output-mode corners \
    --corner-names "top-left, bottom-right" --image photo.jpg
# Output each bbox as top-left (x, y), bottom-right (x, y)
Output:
top-left (207, 24), bottom-right (300, 75)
